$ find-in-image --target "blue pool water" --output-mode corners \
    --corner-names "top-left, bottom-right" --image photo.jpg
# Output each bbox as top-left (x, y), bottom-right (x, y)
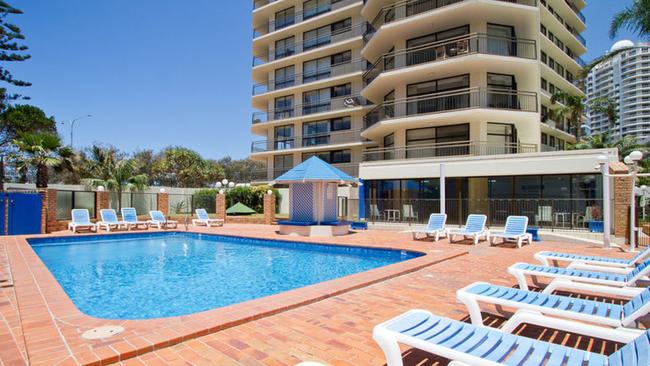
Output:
top-left (29, 232), bottom-right (421, 320)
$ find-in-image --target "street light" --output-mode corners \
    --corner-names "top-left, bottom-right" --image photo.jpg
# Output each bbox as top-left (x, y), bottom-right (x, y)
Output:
top-left (68, 114), bottom-right (92, 148)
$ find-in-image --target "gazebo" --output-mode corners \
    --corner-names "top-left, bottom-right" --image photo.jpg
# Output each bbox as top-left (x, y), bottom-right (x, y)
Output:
top-left (272, 156), bottom-right (357, 237)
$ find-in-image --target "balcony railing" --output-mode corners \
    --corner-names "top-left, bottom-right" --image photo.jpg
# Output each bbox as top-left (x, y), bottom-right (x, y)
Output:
top-left (253, 59), bottom-right (367, 95)
top-left (363, 33), bottom-right (536, 84)
top-left (564, 0), bottom-right (585, 24)
top-left (252, 163), bottom-right (360, 181)
top-left (253, 23), bottom-right (365, 66)
top-left (364, 88), bottom-right (538, 129)
top-left (365, 0), bottom-right (537, 41)
top-left (253, 0), bottom-right (278, 9)
top-left (251, 129), bottom-right (363, 152)
top-left (253, 94), bottom-right (370, 124)
top-left (361, 140), bottom-right (538, 161)
top-left (254, 0), bottom-right (359, 36)
top-left (541, 0), bottom-right (586, 46)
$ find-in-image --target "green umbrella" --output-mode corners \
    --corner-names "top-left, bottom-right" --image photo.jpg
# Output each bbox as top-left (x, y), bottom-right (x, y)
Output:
top-left (226, 202), bottom-right (256, 215)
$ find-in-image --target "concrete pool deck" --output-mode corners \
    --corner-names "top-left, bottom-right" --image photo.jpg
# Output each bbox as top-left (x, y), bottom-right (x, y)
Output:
top-left (0, 224), bottom-right (638, 365)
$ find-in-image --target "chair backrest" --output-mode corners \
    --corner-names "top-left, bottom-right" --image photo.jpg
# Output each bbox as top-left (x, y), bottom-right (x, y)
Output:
top-left (503, 216), bottom-right (528, 236)
top-left (464, 214), bottom-right (486, 233)
top-left (627, 258), bottom-right (650, 283)
top-left (71, 209), bottom-right (91, 224)
top-left (426, 213), bottom-right (447, 231)
top-left (370, 204), bottom-right (380, 216)
top-left (584, 206), bottom-right (593, 221)
top-left (195, 208), bottom-right (209, 220)
top-left (607, 329), bottom-right (649, 366)
top-left (150, 210), bottom-right (165, 222)
top-left (632, 246), bottom-right (650, 263)
top-left (121, 207), bottom-right (138, 222)
top-left (402, 204), bottom-right (415, 218)
top-left (538, 206), bottom-right (551, 221)
top-left (622, 288), bottom-right (650, 322)
top-left (100, 209), bottom-right (118, 223)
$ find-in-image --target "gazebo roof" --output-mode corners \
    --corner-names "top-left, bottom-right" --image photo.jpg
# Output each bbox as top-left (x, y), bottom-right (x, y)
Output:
top-left (273, 156), bottom-right (357, 184)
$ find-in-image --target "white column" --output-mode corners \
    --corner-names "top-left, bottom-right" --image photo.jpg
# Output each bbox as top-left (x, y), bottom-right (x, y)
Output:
top-left (440, 164), bottom-right (446, 215)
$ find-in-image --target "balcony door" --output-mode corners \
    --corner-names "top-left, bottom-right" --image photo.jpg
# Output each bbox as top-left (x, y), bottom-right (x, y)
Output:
top-left (273, 155), bottom-right (293, 177)
top-left (487, 73), bottom-right (518, 109)
top-left (303, 0), bottom-right (330, 20)
top-left (274, 95), bottom-right (294, 120)
top-left (275, 36), bottom-right (295, 60)
top-left (303, 57), bottom-right (331, 83)
top-left (274, 66), bottom-right (295, 90)
top-left (275, 7), bottom-right (295, 31)
top-left (487, 24), bottom-right (516, 57)
top-left (274, 125), bottom-right (295, 150)
top-left (302, 120), bottom-right (330, 146)
top-left (406, 25), bottom-right (469, 66)
top-left (406, 74), bottom-right (470, 115)
top-left (486, 122), bottom-right (517, 155)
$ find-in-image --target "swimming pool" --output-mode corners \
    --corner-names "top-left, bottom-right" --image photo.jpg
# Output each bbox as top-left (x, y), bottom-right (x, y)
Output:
top-left (29, 232), bottom-right (421, 320)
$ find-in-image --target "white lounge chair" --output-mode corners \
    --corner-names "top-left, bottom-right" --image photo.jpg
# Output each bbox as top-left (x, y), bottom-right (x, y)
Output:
top-left (446, 214), bottom-right (489, 245)
top-left (68, 209), bottom-right (97, 233)
top-left (534, 246), bottom-right (650, 268)
top-left (403, 213), bottom-right (447, 241)
top-left (148, 210), bottom-right (178, 229)
top-left (373, 309), bottom-right (646, 366)
top-left (97, 209), bottom-right (127, 232)
top-left (192, 208), bottom-right (223, 227)
top-left (508, 258), bottom-right (650, 291)
top-left (120, 207), bottom-right (149, 230)
top-left (457, 281), bottom-right (650, 329)
top-left (489, 215), bottom-right (532, 248)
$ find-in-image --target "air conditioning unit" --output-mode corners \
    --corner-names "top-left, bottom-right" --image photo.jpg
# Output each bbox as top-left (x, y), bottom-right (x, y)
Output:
top-left (343, 97), bottom-right (359, 108)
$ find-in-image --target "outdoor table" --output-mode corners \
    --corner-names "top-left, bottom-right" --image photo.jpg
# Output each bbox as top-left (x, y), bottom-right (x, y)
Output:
top-left (384, 209), bottom-right (401, 222)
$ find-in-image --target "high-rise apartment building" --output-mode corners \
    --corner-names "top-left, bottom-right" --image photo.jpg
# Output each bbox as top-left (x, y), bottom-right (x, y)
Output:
top-left (586, 40), bottom-right (650, 144)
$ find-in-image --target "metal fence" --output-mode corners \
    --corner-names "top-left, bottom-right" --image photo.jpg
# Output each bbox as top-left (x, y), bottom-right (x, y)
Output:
top-left (168, 194), bottom-right (194, 215)
top-left (109, 192), bottom-right (158, 215)
top-left (56, 190), bottom-right (96, 220)
top-left (362, 198), bottom-right (603, 231)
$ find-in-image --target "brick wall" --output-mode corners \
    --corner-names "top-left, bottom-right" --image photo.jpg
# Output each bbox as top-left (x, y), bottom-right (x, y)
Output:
top-left (264, 193), bottom-right (276, 225)
top-left (216, 193), bottom-right (226, 222)
top-left (45, 189), bottom-right (59, 233)
top-left (611, 162), bottom-right (632, 241)
top-left (95, 191), bottom-right (109, 220)
top-left (157, 192), bottom-right (169, 215)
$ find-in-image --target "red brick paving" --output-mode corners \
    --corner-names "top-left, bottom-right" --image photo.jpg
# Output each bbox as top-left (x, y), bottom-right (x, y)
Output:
top-left (0, 224), bottom-right (639, 365)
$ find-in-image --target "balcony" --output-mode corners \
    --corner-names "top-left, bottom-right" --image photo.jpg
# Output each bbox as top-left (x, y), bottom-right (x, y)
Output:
top-left (253, 59), bottom-right (367, 95)
top-left (541, 0), bottom-right (586, 46)
top-left (254, 0), bottom-right (359, 37)
top-left (253, 23), bottom-right (365, 66)
top-left (253, 94), bottom-right (370, 124)
top-left (251, 129), bottom-right (364, 153)
top-left (363, 33), bottom-right (536, 85)
top-left (253, 0), bottom-right (278, 10)
top-left (364, 88), bottom-right (538, 129)
top-left (361, 140), bottom-right (538, 161)
top-left (564, 0), bottom-right (585, 24)
top-left (365, 0), bottom-right (537, 41)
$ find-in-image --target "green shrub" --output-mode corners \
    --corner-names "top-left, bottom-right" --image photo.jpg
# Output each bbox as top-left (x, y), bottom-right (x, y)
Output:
top-left (225, 185), bottom-right (279, 213)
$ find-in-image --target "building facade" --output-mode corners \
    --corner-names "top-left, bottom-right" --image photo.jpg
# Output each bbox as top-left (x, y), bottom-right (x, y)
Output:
top-left (252, 0), bottom-right (617, 229)
top-left (586, 41), bottom-right (650, 144)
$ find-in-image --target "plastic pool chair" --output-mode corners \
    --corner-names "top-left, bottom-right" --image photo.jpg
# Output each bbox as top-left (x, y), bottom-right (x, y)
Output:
top-left (374, 310), bottom-right (647, 366)
top-left (446, 214), bottom-right (489, 245)
top-left (457, 281), bottom-right (650, 328)
top-left (120, 207), bottom-right (149, 230)
top-left (403, 213), bottom-right (447, 241)
top-left (508, 258), bottom-right (650, 291)
top-left (98, 209), bottom-right (127, 232)
top-left (68, 209), bottom-right (97, 233)
top-left (489, 215), bottom-right (532, 248)
top-left (192, 208), bottom-right (224, 227)
top-left (148, 210), bottom-right (178, 229)
top-left (534, 246), bottom-right (650, 268)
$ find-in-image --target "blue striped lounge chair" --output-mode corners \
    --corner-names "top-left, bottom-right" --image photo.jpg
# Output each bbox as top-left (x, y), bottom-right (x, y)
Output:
top-left (98, 209), bottom-right (127, 232)
top-left (489, 216), bottom-right (532, 248)
top-left (373, 309), bottom-right (649, 366)
top-left (404, 213), bottom-right (447, 241)
top-left (446, 214), bottom-right (489, 245)
top-left (192, 208), bottom-right (224, 227)
top-left (457, 281), bottom-right (650, 329)
top-left (148, 210), bottom-right (178, 229)
top-left (508, 258), bottom-right (650, 291)
top-left (68, 209), bottom-right (97, 233)
top-left (534, 246), bottom-right (650, 268)
top-left (120, 207), bottom-right (149, 230)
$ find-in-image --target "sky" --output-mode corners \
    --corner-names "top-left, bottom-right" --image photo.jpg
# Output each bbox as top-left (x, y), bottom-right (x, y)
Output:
top-left (4, 0), bottom-right (645, 160)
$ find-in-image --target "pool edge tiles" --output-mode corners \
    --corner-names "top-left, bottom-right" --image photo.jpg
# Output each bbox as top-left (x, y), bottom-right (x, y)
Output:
top-left (10, 228), bottom-right (468, 365)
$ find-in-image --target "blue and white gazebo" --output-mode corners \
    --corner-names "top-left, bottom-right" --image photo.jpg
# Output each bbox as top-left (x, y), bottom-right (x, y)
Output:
top-left (272, 156), bottom-right (357, 237)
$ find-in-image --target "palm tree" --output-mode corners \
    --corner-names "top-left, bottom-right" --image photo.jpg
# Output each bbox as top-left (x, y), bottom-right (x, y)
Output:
top-left (82, 146), bottom-right (148, 210)
top-left (610, 0), bottom-right (650, 39)
top-left (570, 132), bottom-right (648, 158)
top-left (588, 96), bottom-right (619, 132)
top-left (550, 91), bottom-right (585, 139)
top-left (12, 132), bottom-right (73, 188)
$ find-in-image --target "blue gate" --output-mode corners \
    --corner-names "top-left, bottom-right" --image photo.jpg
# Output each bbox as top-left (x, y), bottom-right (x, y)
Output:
top-left (7, 192), bottom-right (42, 235)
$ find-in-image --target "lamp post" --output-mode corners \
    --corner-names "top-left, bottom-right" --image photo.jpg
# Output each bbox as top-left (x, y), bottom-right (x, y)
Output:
top-left (68, 114), bottom-right (92, 148)
top-left (597, 155), bottom-right (611, 248)
top-left (626, 150), bottom-right (644, 252)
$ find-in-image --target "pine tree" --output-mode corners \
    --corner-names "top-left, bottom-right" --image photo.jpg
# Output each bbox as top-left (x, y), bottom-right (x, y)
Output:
top-left (0, 1), bottom-right (31, 111)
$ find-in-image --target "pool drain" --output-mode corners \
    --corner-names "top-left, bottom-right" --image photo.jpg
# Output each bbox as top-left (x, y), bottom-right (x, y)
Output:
top-left (81, 325), bottom-right (124, 340)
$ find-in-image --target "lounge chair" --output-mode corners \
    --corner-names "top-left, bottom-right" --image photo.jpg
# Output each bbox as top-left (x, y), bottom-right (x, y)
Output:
top-left (534, 246), bottom-right (650, 268)
top-left (508, 258), bottom-right (650, 291)
top-left (68, 209), bottom-right (97, 233)
top-left (446, 214), bottom-right (489, 245)
top-left (489, 215), bottom-right (532, 248)
top-left (373, 309), bottom-right (647, 366)
top-left (192, 208), bottom-right (223, 227)
top-left (148, 210), bottom-right (178, 229)
top-left (97, 209), bottom-right (127, 232)
top-left (404, 213), bottom-right (447, 241)
top-left (120, 207), bottom-right (149, 230)
top-left (457, 281), bottom-right (650, 328)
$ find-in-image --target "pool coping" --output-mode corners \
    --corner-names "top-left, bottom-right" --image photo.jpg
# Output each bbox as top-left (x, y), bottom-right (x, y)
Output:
top-left (6, 228), bottom-right (468, 365)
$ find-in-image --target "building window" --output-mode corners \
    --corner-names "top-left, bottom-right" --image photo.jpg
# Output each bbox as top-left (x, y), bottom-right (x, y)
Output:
top-left (405, 25), bottom-right (469, 66)
top-left (331, 83), bottom-right (351, 98)
top-left (303, 88), bottom-right (330, 114)
top-left (274, 125), bottom-right (294, 150)
top-left (406, 124), bottom-right (469, 158)
top-left (274, 155), bottom-right (293, 176)
top-left (331, 17), bottom-right (352, 33)
top-left (302, 149), bottom-right (351, 164)
top-left (303, 18), bottom-right (351, 51)
top-left (275, 36), bottom-right (295, 59)
top-left (406, 74), bottom-right (470, 115)
top-left (303, 0), bottom-right (330, 19)
top-left (275, 7), bottom-right (295, 30)
top-left (331, 50), bottom-right (352, 65)
top-left (302, 120), bottom-right (330, 146)
top-left (303, 56), bottom-right (331, 83)
top-left (274, 95), bottom-right (294, 120)
top-left (486, 23), bottom-right (516, 56)
top-left (487, 122), bottom-right (516, 154)
top-left (330, 116), bottom-right (351, 131)
top-left (274, 66), bottom-right (295, 89)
